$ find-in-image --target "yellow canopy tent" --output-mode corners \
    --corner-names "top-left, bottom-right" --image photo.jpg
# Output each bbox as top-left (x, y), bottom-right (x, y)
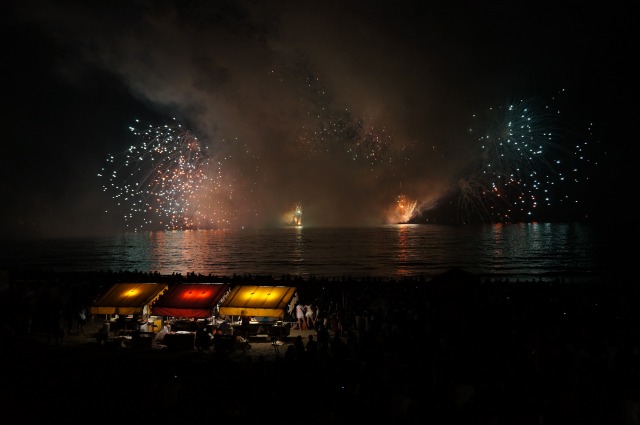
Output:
top-left (90, 283), bottom-right (168, 316)
top-left (218, 285), bottom-right (296, 318)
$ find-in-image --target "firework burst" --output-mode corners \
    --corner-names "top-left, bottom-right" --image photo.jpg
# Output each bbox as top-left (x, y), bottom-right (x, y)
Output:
top-left (395, 194), bottom-right (418, 223)
top-left (270, 62), bottom-right (410, 173)
top-left (278, 202), bottom-right (303, 226)
top-left (383, 193), bottom-right (418, 224)
top-left (453, 90), bottom-right (596, 223)
top-left (99, 120), bottom-right (234, 231)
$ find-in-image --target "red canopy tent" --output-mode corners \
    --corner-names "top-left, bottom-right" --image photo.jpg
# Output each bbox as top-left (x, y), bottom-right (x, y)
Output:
top-left (151, 283), bottom-right (229, 318)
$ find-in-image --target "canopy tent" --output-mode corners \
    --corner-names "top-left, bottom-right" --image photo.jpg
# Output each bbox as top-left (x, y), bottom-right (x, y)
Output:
top-left (218, 285), bottom-right (296, 318)
top-left (90, 283), bottom-right (168, 316)
top-left (150, 283), bottom-right (229, 318)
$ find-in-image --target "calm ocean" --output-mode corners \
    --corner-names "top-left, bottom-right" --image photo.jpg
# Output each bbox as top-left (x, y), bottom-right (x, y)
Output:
top-left (0, 223), bottom-right (618, 282)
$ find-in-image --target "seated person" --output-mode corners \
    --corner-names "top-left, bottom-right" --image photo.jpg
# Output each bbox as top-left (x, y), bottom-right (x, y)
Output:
top-left (195, 327), bottom-right (213, 351)
top-left (155, 325), bottom-right (169, 344)
top-left (218, 318), bottom-right (231, 335)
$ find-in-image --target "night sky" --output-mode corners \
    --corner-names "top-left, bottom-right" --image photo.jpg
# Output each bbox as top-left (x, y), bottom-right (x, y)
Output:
top-left (1, 1), bottom-right (632, 238)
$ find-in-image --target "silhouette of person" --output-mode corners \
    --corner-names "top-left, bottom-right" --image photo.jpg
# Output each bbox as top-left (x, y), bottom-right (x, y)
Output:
top-left (294, 334), bottom-right (306, 361)
top-left (284, 344), bottom-right (296, 363)
top-left (306, 334), bottom-right (318, 361)
top-left (240, 310), bottom-right (251, 341)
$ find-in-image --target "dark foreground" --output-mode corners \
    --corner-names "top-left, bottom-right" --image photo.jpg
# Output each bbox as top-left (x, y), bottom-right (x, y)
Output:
top-left (2, 269), bottom-right (640, 424)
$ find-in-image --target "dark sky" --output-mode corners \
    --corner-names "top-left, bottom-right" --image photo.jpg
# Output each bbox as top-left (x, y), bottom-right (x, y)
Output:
top-left (1, 1), bottom-right (632, 238)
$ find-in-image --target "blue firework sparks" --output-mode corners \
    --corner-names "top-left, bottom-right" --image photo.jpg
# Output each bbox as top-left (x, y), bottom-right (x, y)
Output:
top-left (455, 90), bottom-right (598, 223)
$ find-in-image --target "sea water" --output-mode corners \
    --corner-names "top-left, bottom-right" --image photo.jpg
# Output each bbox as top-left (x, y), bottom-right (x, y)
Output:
top-left (0, 223), bottom-right (618, 282)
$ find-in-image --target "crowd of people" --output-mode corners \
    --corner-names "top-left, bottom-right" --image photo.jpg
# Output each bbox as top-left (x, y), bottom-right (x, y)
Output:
top-left (2, 268), bottom-right (639, 423)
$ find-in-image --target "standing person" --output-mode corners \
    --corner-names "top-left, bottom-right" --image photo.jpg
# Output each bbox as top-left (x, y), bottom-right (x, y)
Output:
top-left (195, 326), bottom-right (212, 352)
top-left (50, 310), bottom-right (65, 345)
top-left (316, 322), bottom-right (330, 354)
top-left (240, 310), bottom-right (251, 341)
top-left (305, 303), bottom-right (315, 330)
top-left (306, 334), bottom-right (318, 361)
top-left (77, 307), bottom-right (87, 337)
top-left (293, 335), bottom-right (305, 361)
top-left (284, 344), bottom-right (296, 363)
top-left (295, 302), bottom-right (306, 330)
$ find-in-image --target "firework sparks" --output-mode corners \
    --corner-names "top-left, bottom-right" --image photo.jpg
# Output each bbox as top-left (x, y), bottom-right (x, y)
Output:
top-left (292, 203), bottom-right (302, 226)
top-left (99, 119), bottom-right (235, 231)
top-left (279, 202), bottom-right (303, 226)
top-left (270, 63), bottom-right (410, 173)
top-left (452, 90), bottom-right (598, 223)
top-left (385, 193), bottom-right (418, 224)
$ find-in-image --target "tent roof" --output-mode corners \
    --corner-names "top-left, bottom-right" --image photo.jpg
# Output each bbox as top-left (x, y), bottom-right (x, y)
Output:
top-left (218, 285), bottom-right (296, 318)
top-left (90, 283), bottom-right (168, 316)
top-left (151, 283), bottom-right (229, 318)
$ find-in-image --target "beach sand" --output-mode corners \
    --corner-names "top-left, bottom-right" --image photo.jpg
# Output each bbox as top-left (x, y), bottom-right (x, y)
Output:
top-left (3, 271), bottom-right (639, 424)
top-left (2, 321), bottom-right (330, 423)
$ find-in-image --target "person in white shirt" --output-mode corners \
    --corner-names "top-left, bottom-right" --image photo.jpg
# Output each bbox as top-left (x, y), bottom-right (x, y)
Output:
top-left (305, 303), bottom-right (316, 330)
top-left (295, 303), bottom-right (306, 330)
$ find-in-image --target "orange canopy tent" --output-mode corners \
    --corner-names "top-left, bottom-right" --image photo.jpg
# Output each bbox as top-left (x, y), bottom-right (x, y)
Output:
top-left (151, 283), bottom-right (229, 318)
top-left (90, 283), bottom-right (168, 316)
top-left (218, 285), bottom-right (296, 318)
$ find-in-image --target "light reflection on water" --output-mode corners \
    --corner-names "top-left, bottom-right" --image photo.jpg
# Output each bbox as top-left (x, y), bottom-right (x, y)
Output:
top-left (0, 223), bottom-right (616, 281)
